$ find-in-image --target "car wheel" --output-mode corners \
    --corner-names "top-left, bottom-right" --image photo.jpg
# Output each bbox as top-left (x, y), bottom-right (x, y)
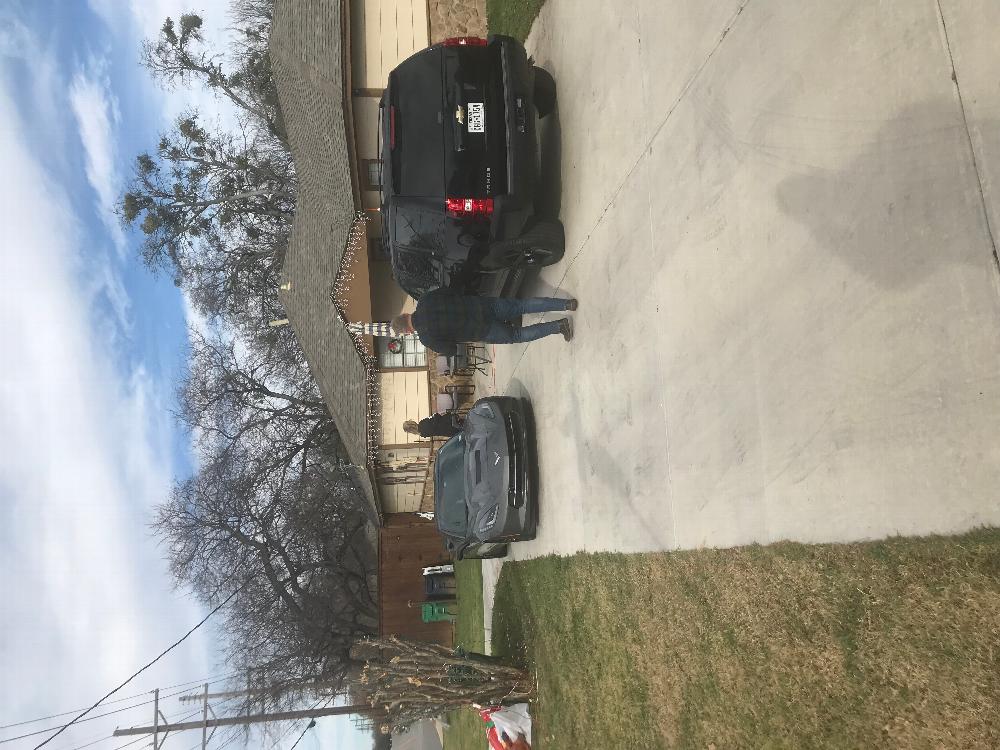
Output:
top-left (519, 220), bottom-right (565, 267)
top-left (533, 66), bottom-right (556, 117)
top-left (522, 245), bottom-right (560, 267)
top-left (483, 220), bottom-right (565, 270)
top-left (471, 543), bottom-right (510, 559)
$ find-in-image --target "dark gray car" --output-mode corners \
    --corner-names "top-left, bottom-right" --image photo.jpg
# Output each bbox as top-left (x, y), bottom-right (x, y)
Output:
top-left (434, 396), bottom-right (537, 559)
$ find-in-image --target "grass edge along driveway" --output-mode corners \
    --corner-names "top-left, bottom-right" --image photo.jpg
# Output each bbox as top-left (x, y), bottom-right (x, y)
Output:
top-left (487, 530), bottom-right (1000, 749)
top-left (487, 0), bottom-right (547, 41)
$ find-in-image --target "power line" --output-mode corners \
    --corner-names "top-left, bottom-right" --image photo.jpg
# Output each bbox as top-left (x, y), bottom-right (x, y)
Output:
top-left (2, 683), bottom-right (242, 745)
top-left (205, 727), bottom-right (241, 750)
top-left (285, 722), bottom-right (315, 750)
top-left (266, 697), bottom-right (326, 750)
top-left (1, 676), bottom-right (241, 732)
top-left (32, 584), bottom-right (247, 750)
top-left (70, 734), bottom-right (150, 750)
top-left (55, 704), bottom-right (211, 750)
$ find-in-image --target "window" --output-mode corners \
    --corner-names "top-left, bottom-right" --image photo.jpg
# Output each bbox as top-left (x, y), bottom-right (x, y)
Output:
top-left (377, 334), bottom-right (426, 368)
top-left (363, 159), bottom-right (382, 190)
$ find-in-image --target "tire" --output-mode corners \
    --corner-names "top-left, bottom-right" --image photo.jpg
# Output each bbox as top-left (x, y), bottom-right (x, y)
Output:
top-left (469, 543), bottom-right (509, 559)
top-left (483, 219), bottom-right (565, 270)
top-left (533, 66), bottom-right (556, 117)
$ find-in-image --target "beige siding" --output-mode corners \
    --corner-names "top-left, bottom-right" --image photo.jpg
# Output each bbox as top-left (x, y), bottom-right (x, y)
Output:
top-left (354, 0), bottom-right (430, 89)
top-left (379, 370), bottom-right (431, 445)
top-left (411, 0), bottom-right (429, 52)
top-left (378, 445), bottom-right (431, 513)
top-left (380, 479), bottom-right (424, 513)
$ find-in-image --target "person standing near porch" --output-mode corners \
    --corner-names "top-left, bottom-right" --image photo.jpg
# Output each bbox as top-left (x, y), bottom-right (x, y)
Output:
top-left (403, 414), bottom-right (462, 439)
top-left (390, 288), bottom-right (578, 356)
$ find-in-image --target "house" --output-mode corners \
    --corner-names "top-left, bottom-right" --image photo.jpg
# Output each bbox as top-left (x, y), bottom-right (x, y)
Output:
top-left (270, 0), bottom-right (485, 519)
top-left (269, 0), bottom-right (484, 642)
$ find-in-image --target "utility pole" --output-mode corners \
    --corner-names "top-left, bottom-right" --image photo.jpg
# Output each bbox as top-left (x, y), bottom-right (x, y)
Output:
top-left (150, 690), bottom-right (162, 750)
top-left (113, 704), bottom-right (385, 737)
top-left (199, 684), bottom-right (209, 750)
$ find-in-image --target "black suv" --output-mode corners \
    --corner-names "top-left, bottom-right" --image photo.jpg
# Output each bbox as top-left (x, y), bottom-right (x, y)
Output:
top-left (378, 35), bottom-right (563, 299)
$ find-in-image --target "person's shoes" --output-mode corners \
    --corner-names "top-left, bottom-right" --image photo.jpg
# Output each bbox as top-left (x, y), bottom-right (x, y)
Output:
top-left (558, 317), bottom-right (573, 341)
top-left (565, 298), bottom-right (578, 311)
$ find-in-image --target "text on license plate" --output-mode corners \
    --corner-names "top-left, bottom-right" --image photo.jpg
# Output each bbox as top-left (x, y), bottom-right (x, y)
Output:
top-left (467, 102), bottom-right (485, 133)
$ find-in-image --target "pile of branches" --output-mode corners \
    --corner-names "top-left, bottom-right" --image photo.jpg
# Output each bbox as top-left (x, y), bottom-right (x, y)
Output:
top-left (355, 637), bottom-right (534, 732)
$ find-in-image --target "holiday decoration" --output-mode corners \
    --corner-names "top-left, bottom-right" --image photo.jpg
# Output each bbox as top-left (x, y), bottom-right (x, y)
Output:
top-left (327, 211), bottom-right (383, 463)
top-left (348, 321), bottom-right (394, 338)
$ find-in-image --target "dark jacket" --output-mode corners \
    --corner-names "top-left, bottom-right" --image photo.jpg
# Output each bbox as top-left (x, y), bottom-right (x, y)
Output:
top-left (410, 287), bottom-right (493, 355)
top-left (417, 412), bottom-right (462, 438)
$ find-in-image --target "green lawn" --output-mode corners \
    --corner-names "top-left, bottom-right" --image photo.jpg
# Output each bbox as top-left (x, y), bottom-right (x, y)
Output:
top-left (486, 0), bottom-right (547, 41)
top-left (442, 560), bottom-right (489, 750)
top-left (490, 530), bottom-right (1000, 749)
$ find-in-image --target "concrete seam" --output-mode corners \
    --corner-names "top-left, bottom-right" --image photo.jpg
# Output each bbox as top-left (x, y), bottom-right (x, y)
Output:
top-left (507, 0), bottom-right (754, 388)
top-left (553, 0), bottom-right (754, 293)
top-left (934, 0), bottom-right (1000, 280)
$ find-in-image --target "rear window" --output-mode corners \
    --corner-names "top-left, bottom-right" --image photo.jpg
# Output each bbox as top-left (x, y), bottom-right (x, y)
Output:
top-left (441, 46), bottom-right (497, 198)
top-left (389, 45), bottom-right (499, 198)
top-left (393, 207), bottom-right (448, 253)
top-left (390, 248), bottom-right (442, 299)
top-left (390, 49), bottom-right (445, 197)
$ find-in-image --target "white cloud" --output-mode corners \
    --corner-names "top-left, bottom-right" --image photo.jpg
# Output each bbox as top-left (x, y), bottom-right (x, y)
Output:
top-left (69, 63), bottom-right (127, 257)
top-left (0, 12), bottom-right (32, 57)
top-left (0, 73), bottom-right (211, 744)
top-left (0, 7), bottom-right (67, 160)
top-left (68, 62), bottom-right (134, 333)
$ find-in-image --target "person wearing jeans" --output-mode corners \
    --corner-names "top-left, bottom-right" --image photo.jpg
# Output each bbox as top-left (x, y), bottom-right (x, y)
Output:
top-left (390, 287), bottom-right (577, 356)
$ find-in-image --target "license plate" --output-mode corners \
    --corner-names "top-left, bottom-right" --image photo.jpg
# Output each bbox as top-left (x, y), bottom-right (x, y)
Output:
top-left (467, 102), bottom-right (485, 133)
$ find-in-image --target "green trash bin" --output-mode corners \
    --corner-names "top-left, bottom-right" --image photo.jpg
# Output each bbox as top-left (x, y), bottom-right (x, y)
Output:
top-left (421, 601), bottom-right (456, 623)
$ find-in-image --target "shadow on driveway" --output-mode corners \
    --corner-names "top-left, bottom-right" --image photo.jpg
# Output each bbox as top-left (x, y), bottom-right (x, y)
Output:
top-left (776, 98), bottom-right (997, 288)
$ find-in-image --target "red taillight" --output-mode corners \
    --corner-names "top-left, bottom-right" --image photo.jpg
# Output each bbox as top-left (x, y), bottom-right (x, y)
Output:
top-left (446, 197), bottom-right (494, 218)
top-left (442, 36), bottom-right (487, 47)
top-left (389, 105), bottom-right (396, 149)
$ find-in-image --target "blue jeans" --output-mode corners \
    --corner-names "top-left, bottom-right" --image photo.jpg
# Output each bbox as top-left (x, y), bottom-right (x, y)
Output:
top-left (482, 297), bottom-right (571, 344)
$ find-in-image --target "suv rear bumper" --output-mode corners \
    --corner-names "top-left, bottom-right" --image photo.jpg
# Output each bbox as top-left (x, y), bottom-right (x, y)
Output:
top-left (489, 35), bottom-right (538, 241)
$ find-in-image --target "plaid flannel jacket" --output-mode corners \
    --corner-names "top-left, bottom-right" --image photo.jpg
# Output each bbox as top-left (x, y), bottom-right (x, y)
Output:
top-left (411, 287), bottom-right (493, 356)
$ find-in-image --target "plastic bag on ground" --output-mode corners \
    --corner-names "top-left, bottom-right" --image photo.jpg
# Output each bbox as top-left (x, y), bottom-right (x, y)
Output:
top-left (479, 703), bottom-right (531, 748)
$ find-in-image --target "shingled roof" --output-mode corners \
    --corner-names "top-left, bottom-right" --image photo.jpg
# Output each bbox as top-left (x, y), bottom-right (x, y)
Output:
top-left (269, 0), bottom-right (376, 501)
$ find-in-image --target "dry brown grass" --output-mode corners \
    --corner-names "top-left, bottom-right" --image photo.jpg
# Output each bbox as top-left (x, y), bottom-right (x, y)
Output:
top-left (491, 531), bottom-right (1000, 749)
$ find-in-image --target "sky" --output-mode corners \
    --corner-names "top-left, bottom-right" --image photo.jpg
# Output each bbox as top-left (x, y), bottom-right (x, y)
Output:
top-left (0, 2), bottom-right (369, 750)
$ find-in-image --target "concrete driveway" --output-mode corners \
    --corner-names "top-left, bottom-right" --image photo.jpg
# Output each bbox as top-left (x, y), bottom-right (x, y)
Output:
top-left (478, 0), bottom-right (1000, 560)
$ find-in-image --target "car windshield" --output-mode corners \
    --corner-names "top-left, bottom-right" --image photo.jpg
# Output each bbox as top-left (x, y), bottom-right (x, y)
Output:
top-left (434, 434), bottom-right (467, 536)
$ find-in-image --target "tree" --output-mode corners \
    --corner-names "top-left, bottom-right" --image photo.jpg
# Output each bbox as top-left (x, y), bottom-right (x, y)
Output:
top-left (120, 113), bottom-right (295, 320)
top-left (156, 453), bottom-right (377, 702)
top-left (179, 327), bottom-right (334, 461)
top-left (142, 11), bottom-right (285, 143)
top-left (124, 2), bottom-right (296, 323)
top-left (154, 326), bottom-right (377, 702)
top-left (356, 637), bottom-right (533, 733)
